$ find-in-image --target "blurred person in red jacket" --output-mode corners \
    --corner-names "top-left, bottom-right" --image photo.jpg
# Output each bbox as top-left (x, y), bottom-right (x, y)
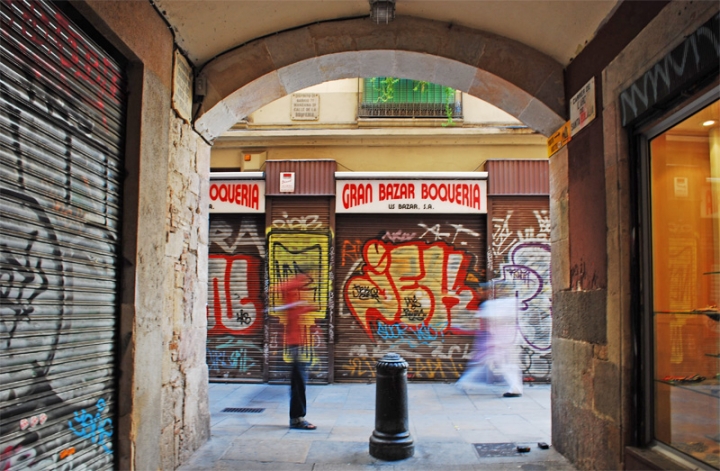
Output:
top-left (272, 273), bottom-right (317, 430)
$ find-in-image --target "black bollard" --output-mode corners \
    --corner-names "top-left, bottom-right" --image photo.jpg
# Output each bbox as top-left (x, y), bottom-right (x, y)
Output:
top-left (369, 352), bottom-right (414, 460)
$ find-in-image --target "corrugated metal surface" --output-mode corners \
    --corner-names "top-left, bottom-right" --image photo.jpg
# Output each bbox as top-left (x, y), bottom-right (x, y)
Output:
top-left (265, 160), bottom-right (336, 196)
top-left (486, 160), bottom-right (549, 196)
top-left (1, 1), bottom-right (125, 468)
top-left (488, 197), bottom-right (552, 381)
top-left (335, 214), bottom-right (486, 382)
top-left (267, 198), bottom-right (332, 383)
top-left (207, 214), bottom-right (266, 381)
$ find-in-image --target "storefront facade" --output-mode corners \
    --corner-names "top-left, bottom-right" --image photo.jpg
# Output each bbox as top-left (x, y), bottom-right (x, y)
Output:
top-left (487, 160), bottom-right (552, 381)
top-left (623, 13), bottom-right (719, 470)
top-left (4, 1), bottom-right (718, 469)
top-left (555, 3), bottom-right (719, 469)
top-left (1, 2), bottom-right (127, 467)
top-left (206, 161), bottom-right (553, 384)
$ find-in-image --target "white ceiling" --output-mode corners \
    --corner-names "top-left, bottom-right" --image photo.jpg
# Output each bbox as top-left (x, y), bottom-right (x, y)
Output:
top-left (155, 0), bottom-right (621, 67)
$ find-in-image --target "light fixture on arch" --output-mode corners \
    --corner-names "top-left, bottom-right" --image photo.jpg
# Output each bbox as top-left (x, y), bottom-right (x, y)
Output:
top-left (369, 0), bottom-right (396, 24)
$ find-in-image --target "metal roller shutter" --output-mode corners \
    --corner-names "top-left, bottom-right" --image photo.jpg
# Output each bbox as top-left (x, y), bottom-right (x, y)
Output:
top-left (1, 1), bottom-right (126, 469)
top-left (335, 214), bottom-right (486, 382)
top-left (488, 196), bottom-right (552, 381)
top-left (207, 214), bottom-right (266, 381)
top-left (267, 198), bottom-right (332, 383)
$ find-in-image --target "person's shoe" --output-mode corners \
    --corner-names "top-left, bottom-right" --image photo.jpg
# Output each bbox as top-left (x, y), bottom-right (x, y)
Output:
top-left (503, 392), bottom-right (522, 397)
top-left (290, 417), bottom-right (317, 430)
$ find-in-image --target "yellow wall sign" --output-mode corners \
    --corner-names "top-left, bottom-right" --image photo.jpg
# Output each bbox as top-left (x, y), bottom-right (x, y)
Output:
top-left (547, 121), bottom-right (571, 157)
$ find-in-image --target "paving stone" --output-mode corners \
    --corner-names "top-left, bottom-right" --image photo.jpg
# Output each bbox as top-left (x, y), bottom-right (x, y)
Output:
top-left (222, 438), bottom-right (312, 463)
top-left (305, 440), bottom-right (381, 465)
top-left (180, 383), bottom-right (577, 470)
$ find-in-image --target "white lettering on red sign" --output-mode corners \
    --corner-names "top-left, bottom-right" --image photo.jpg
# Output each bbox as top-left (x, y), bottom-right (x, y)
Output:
top-left (209, 182), bottom-right (260, 210)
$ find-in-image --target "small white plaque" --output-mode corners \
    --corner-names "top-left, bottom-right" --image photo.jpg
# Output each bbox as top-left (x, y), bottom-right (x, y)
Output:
top-left (570, 77), bottom-right (596, 136)
top-left (291, 94), bottom-right (319, 121)
top-left (172, 50), bottom-right (193, 122)
top-left (280, 172), bottom-right (295, 193)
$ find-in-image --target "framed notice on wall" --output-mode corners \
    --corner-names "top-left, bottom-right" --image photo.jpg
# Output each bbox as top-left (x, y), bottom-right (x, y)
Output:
top-left (172, 49), bottom-right (193, 122)
top-left (291, 94), bottom-right (319, 120)
top-left (570, 77), bottom-right (596, 136)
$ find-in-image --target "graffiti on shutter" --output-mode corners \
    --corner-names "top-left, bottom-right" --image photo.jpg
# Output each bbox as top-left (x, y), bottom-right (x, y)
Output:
top-left (267, 199), bottom-right (332, 383)
top-left (335, 215), bottom-right (486, 381)
top-left (489, 197), bottom-right (552, 381)
top-left (1, 0), bottom-right (125, 468)
top-left (207, 214), bottom-right (265, 380)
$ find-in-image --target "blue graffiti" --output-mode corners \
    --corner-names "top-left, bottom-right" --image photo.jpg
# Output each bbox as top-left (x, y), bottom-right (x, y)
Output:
top-left (206, 337), bottom-right (262, 373)
top-left (376, 321), bottom-right (446, 346)
top-left (207, 348), bottom-right (257, 372)
top-left (68, 398), bottom-right (113, 454)
top-left (415, 323), bottom-right (446, 343)
top-left (376, 322), bottom-right (408, 340)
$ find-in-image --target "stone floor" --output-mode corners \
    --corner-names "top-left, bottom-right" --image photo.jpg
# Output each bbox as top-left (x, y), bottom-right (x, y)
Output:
top-left (178, 381), bottom-right (577, 470)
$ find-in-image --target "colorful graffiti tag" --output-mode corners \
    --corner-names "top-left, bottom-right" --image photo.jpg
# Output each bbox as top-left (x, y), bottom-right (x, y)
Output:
top-left (206, 216), bottom-right (266, 378)
top-left (335, 217), bottom-right (485, 381)
top-left (491, 207), bottom-right (552, 379)
top-left (208, 254), bottom-right (264, 336)
top-left (68, 398), bottom-right (113, 455)
top-left (267, 231), bottom-right (331, 368)
top-left (344, 239), bottom-right (481, 340)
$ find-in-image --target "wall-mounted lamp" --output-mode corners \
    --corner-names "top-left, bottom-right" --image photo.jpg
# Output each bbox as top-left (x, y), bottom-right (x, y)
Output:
top-left (370, 0), bottom-right (396, 24)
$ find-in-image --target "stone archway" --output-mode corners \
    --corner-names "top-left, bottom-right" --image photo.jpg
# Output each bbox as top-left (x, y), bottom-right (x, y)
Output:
top-left (194, 16), bottom-right (566, 140)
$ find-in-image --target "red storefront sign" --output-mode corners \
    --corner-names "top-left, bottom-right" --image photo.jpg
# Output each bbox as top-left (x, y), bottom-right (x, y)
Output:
top-left (336, 180), bottom-right (487, 213)
top-left (209, 180), bottom-right (265, 213)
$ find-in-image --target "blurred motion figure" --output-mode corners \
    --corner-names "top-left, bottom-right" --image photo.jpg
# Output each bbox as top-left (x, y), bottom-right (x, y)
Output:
top-left (456, 280), bottom-right (523, 397)
top-left (272, 273), bottom-right (318, 429)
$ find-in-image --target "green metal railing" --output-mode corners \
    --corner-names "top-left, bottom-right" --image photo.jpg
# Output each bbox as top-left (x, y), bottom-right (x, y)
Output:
top-left (359, 78), bottom-right (462, 121)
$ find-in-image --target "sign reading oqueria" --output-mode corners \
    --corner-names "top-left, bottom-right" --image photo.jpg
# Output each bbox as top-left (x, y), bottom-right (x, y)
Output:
top-left (336, 180), bottom-right (487, 213)
top-left (209, 180), bottom-right (266, 213)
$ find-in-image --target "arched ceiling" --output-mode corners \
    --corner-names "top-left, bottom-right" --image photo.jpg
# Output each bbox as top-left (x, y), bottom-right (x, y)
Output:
top-left (154, 0), bottom-right (620, 67)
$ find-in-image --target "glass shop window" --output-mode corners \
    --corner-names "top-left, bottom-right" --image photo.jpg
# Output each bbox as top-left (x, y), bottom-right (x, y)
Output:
top-left (650, 100), bottom-right (719, 468)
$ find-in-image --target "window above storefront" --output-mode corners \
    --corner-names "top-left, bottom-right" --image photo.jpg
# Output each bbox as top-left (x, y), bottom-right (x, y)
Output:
top-left (359, 77), bottom-right (462, 122)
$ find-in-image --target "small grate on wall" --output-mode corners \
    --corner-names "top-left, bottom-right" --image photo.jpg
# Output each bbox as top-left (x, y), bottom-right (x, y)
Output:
top-left (221, 407), bottom-right (265, 413)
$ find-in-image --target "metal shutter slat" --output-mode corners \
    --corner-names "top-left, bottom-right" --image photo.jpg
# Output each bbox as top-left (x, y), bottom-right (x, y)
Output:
top-left (335, 213), bottom-right (486, 382)
top-left (207, 214), bottom-right (267, 381)
top-left (488, 197), bottom-right (552, 381)
top-left (267, 198), bottom-right (332, 384)
top-left (1, 1), bottom-right (125, 468)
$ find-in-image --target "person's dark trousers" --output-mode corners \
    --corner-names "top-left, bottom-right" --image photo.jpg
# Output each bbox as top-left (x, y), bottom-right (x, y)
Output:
top-left (289, 346), bottom-right (307, 421)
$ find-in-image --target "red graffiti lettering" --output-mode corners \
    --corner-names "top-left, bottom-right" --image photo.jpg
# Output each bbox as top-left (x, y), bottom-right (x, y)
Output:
top-left (207, 255), bottom-right (264, 335)
top-left (341, 239), bottom-right (363, 267)
top-left (7, 0), bottom-right (122, 128)
top-left (344, 240), bottom-right (481, 340)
